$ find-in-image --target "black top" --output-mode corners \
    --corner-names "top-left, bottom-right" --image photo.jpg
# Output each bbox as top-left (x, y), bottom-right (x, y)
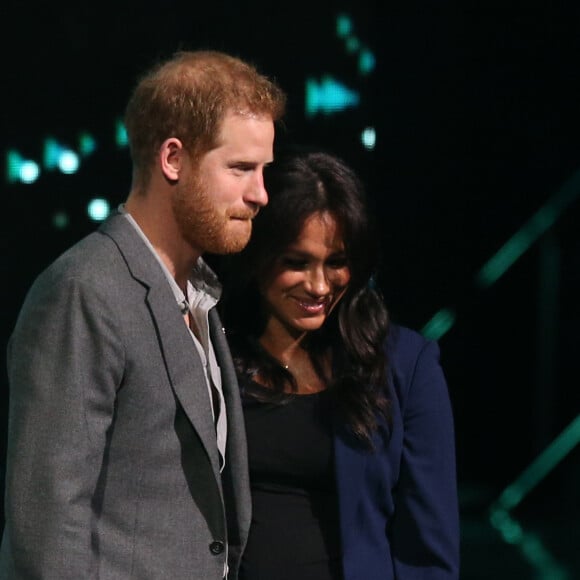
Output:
top-left (239, 381), bottom-right (343, 580)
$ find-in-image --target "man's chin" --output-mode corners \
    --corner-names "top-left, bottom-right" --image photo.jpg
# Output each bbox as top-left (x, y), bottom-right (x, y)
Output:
top-left (209, 234), bottom-right (251, 255)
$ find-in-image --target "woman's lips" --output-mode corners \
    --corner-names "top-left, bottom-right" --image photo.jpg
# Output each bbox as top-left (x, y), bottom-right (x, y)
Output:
top-left (294, 298), bottom-right (328, 314)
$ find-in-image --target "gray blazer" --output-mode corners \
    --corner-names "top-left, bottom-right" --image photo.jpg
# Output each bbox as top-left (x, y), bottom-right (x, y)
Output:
top-left (0, 213), bottom-right (251, 579)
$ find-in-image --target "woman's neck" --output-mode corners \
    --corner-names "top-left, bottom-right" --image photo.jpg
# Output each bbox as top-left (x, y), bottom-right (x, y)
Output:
top-left (258, 330), bottom-right (307, 369)
top-left (258, 329), bottom-right (329, 394)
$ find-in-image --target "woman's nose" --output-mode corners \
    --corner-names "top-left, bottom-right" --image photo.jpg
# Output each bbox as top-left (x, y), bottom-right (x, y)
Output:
top-left (305, 268), bottom-right (330, 296)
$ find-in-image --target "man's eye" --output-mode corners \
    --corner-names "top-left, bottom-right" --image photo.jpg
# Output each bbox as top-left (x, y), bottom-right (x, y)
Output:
top-left (231, 164), bottom-right (252, 173)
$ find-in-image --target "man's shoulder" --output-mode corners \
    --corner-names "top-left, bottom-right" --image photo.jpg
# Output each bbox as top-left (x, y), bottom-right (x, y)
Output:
top-left (35, 215), bottom-right (131, 287)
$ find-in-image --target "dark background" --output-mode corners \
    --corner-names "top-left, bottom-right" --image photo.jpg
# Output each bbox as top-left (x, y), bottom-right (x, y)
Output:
top-left (2, 1), bottom-right (579, 578)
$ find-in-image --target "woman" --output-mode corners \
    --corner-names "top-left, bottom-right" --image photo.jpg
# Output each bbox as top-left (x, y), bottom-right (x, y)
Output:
top-left (219, 150), bottom-right (459, 579)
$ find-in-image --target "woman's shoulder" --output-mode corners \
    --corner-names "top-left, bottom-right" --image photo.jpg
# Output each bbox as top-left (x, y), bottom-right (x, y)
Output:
top-left (386, 322), bottom-right (433, 357)
top-left (385, 322), bottom-right (443, 393)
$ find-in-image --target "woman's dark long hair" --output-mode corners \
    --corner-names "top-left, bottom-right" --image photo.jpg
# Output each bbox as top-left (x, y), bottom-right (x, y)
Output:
top-left (219, 149), bottom-right (390, 446)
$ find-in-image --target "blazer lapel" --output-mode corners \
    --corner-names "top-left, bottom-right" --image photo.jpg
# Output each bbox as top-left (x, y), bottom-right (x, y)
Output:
top-left (209, 298), bottom-right (252, 556)
top-left (208, 307), bottom-right (250, 486)
top-left (148, 286), bottom-right (222, 476)
top-left (100, 214), bottom-right (221, 477)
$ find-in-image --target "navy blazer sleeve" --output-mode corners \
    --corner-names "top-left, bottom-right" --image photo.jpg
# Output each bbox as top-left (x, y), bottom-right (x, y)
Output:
top-left (389, 326), bottom-right (459, 578)
top-left (335, 325), bottom-right (459, 580)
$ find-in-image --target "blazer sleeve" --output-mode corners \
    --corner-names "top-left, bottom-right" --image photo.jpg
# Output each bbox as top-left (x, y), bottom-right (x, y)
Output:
top-left (2, 272), bottom-right (123, 578)
top-left (390, 335), bottom-right (460, 579)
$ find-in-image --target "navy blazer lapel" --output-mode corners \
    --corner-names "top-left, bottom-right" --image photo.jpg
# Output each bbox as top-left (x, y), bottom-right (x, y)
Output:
top-left (100, 214), bottom-right (222, 477)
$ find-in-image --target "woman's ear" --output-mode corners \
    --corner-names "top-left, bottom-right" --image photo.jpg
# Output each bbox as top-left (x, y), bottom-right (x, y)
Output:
top-left (159, 137), bottom-right (184, 182)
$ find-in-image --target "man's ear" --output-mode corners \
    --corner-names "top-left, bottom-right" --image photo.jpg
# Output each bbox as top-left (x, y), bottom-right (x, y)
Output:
top-left (159, 137), bottom-right (184, 182)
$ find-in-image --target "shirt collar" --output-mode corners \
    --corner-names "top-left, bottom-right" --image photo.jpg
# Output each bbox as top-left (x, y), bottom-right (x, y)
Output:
top-left (118, 204), bottom-right (222, 311)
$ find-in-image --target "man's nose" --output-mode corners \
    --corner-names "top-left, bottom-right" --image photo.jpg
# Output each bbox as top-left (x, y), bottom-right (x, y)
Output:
top-left (245, 172), bottom-right (268, 207)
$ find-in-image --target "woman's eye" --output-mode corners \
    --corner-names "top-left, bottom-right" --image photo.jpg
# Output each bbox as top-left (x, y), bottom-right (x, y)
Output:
top-left (281, 257), bottom-right (307, 270)
top-left (327, 257), bottom-right (348, 269)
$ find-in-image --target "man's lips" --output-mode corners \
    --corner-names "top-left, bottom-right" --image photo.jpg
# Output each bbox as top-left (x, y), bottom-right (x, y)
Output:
top-left (230, 209), bottom-right (258, 220)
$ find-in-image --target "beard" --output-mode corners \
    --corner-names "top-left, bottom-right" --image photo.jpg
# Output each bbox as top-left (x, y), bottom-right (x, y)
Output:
top-left (171, 171), bottom-right (253, 255)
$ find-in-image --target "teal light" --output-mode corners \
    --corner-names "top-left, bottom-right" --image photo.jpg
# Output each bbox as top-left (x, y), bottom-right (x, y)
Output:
top-left (305, 76), bottom-right (360, 117)
top-left (20, 161), bottom-right (40, 183)
top-left (6, 150), bottom-right (40, 184)
top-left (79, 132), bottom-right (97, 156)
top-left (58, 150), bottom-right (80, 174)
top-left (358, 48), bottom-right (376, 75)
top-left (43, 138), bottom-right (79, 174)
top-left (336, 13), bottom-right (375, 79)
top-left (361, 127), bottom-right (376, 150)
top-left (115, 119), bottom-right (128, 148)
top-left (87, 198), bottom-right (111, 222)
top-left (336, 14), bottom-right (352, 38)
top-left (43, 138), bottom-right (61, 170)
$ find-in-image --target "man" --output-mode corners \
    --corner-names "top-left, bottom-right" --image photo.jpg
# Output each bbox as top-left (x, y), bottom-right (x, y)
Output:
top-left (0, 50), bottom-right (286, 579)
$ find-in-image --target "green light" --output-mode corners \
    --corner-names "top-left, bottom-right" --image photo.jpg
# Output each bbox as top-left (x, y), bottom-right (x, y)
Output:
top-left (489, 415), bottom-right (580, 579)
top-left (496, 415), bottom-right (580, 512)
top-left (489, 508), bottom-right (572, 579)
top-left (345, 36), bottom-right (360, 54)
top-left (52, 211), bottom-right (70, 230)
top-left (421, 308), bottom-right (456, 340)
top-left (476, 168), bottom-right (580, 288)
top-left (490, 508), bottom-right (572, 579)
top-left (476, 206), bottom-right (556, 288)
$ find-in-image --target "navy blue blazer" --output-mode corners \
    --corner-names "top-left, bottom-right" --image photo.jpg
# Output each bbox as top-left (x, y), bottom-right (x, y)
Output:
top-left (334, 324), bottom-right (459, 579)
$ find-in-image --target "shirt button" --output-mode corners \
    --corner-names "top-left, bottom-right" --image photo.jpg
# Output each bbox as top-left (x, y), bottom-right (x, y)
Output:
top-left (209, 540), bottom-right (225, 555)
